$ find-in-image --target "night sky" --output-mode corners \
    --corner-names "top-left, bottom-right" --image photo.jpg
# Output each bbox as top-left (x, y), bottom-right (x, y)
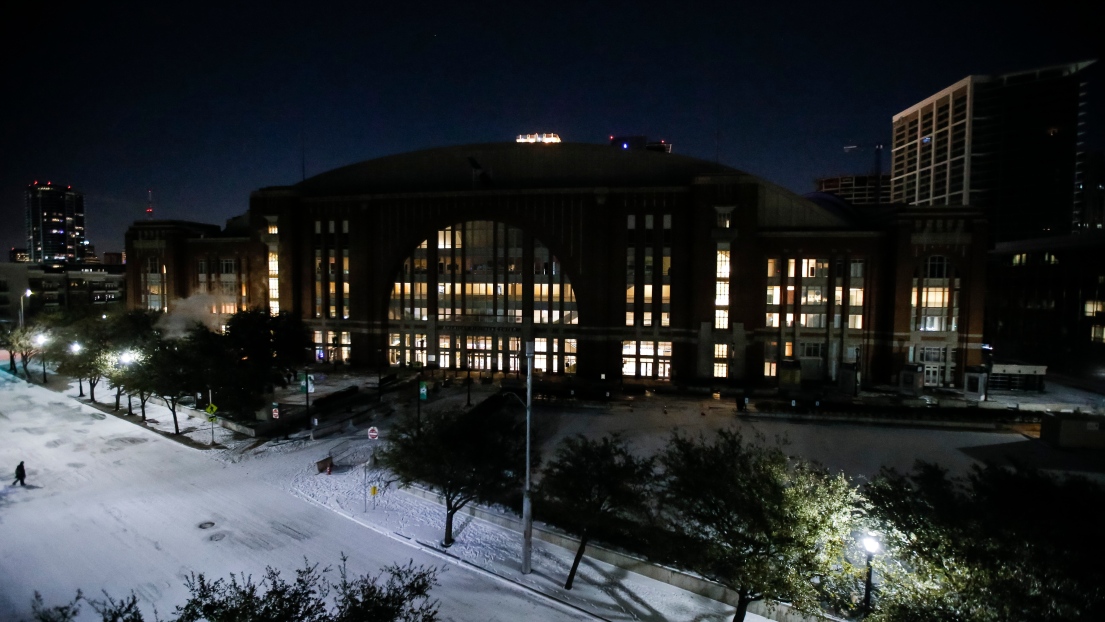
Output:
top-left (2, 1), bottom-right (1098, 255)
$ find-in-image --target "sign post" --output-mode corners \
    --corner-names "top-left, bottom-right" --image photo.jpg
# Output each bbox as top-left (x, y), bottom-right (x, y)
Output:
top-left (272, 402), bottom-right (279, 420)
top-left (205, 403), bottom-right (218, 445)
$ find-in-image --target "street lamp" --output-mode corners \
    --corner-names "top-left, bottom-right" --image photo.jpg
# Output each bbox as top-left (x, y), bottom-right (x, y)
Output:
top-left (19, 289), bottom-right (31, 328)
top-left (466, 353), bottom-right (473, 407)
top-left (70, 342), bottom-right (84, 397)
top-left (34, 334), bottom-right (48, 384)
top-left (522, 341), bottom-right (534, 574)
top-left (862, 535), bottom-right (880, 615)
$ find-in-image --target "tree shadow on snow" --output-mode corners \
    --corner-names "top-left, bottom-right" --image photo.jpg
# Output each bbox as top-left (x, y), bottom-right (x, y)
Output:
top-left (576, 556), bottom-right (730, 622)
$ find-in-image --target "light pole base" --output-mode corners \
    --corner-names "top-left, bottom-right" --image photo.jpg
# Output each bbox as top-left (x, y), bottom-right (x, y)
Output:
top-left (522, 491), bottom-right (533, 574)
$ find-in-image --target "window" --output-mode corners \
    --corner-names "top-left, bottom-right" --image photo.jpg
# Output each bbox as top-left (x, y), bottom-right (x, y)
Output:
top-left (267, 224), bottom-right (278, 235)
top-left (627, 215), bottom-right (635, 229)
top-left (799, 342), bottom-right (825, 358)
top-left (220, 258), bottom-right (236, 275)
top-left (714, 344), bottom-right (728, 358)
top-left (849, 288), bottom-right (864, 308)
top-left (801, 258), bottom-right (829, 278)
top-left (765, 312), bottom-right (780, 327)
top-left (1013, 253), bottom-right (1027, 266)
top-left (763, 361), bottom-right (777, 377)
top-left (919, 347), bottom-right (945, 362)
top-left (713, 363), bottom-right (728, 378)
top-left (848, 314), bottom-right (863, 329)
top-left (1085, 301), bottom-right (1104, 316)
top-left (801, 286), bottom-right (824, 305)
top-left (800, 313), bottom-right (826, 328)
top-left (716, 248), bottom-right (731, 278)
top-left (766, 286), bottom-right (780, 305)
top-left (197, 259), bottom-right (207, 274)
top-left (926, 256), bottom-right (948, 278)
top-left (715, 281), bottom-right (730, 306)
top-left (767, 258), bottom-right (777, 277)
top-left (715, 309), bottom-right (729, 330)
top-left (1044, 253), bottom-right (1058, 265)
top-left (1092, 325), bottom-right (1105, 343)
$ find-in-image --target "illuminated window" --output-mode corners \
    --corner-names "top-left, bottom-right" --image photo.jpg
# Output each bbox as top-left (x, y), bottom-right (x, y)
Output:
top-left (848, 314), bottom-right (863, 329)
top-left (715, 309), bottom-right (729, 330)
top-left (800, 313), bottom-right (826, 328)
top-left (801, 286), bottom-right (824, 305)
top-left (267, 224), bottom-right (278, 235)
top-left (849, 288), bottom-right (864, 307)
top-left (715, 281), bottom-right (730, 306)
top-left (763, 361), bottom-right (777, 377)
top-left (767, 258), bottom-right (777, 277)
top-left (765, 313), bottom-right (779, 327)
top-left (1092, 325), bottom-right (1105, 343)
top-left (716, 249), bottom-right (731, 278)
top-left (1084, 301), bottom-right (1104, 316)
top-left (1012, 253), bottom-right (1027, 266)
top-left (713, 363), bottom-right (728, 378)
top-left (766, 286), bottom-right (780, 305)
top-left (714, 344), bottom-right (728, 358)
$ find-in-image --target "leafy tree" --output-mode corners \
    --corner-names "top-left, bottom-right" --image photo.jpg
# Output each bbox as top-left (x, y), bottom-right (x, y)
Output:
top-left (657, 429), bottom-right (860, 622)
top-left (28, 558), bottom-right (439, 622)
top-left (865, 462), bottom-right (1105, 621)
top-left (103, 311), bottom-right (161, 411)
top-left (537, 434), bottom-right (655, 589)
top-left (379, 396), bottom-right (527, 546)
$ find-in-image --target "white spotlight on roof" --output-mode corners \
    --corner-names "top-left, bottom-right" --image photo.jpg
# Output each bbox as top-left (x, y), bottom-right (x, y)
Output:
top-left (516, 133), bottom-right (562, 144)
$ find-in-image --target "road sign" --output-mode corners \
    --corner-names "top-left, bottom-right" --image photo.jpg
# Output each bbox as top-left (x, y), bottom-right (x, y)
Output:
top-left (205, 403), bottom-right (218, 415)
top-left (419, 381), bottom-right (427, 400)
top-left (207, 415), bottom-right (217, 423)
top-left (370, 485), bottom-right (378, 497)
top-left (300, 373), bottom-right (315, 394)
top-left (367, 426), bottom-right (379, 440)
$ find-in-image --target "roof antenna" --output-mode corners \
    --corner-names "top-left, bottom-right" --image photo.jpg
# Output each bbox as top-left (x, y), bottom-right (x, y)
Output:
top-left (145, 189), bottom-right (154, 219)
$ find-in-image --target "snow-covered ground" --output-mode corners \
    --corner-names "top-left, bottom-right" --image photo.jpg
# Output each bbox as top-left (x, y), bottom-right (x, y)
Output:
top-left (0, 372), bottom-right (744, 622)
top-left (5, 361), bottom-right (1097, 622)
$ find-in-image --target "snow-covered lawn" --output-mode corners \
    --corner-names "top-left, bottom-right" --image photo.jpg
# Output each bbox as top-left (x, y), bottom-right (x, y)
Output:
top-left (0, 372), bottom-right (747, 622)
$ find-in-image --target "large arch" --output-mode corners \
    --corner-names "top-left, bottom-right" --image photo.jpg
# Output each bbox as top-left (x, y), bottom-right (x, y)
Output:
top-left (387, 220), bottom-right (580, 375)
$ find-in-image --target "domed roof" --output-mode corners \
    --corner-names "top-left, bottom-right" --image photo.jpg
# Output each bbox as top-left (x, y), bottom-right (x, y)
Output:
top-left (295, 142), bottom-right (744, 196)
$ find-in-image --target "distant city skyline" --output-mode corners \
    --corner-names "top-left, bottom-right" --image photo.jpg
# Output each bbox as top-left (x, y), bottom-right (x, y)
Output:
top-left (2, 2), bottom-right (1098, 255)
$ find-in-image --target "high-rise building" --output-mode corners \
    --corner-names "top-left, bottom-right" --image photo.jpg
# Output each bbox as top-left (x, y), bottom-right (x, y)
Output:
top-left (25, 181), bottom-right (85, 263)
top-left (890, 61), bottom-right (1095, 242)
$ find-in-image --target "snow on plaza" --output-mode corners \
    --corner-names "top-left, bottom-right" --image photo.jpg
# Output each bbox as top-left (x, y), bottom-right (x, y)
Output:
top-left (2, 364), bottom-right (1090, 621)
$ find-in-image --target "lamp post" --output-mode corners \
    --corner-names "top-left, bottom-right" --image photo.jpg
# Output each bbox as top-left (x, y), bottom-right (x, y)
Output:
top-left (120, 351), bottom-right (135, 415)
top-left (522, 341), bottom-right (534, 574)
top-left (70, 343), bottom-right (84, 397)
top-left (19, 289), bottom-right (31, 328)
top-left (466, 353), bottom-right (472, 407)
top-left (862, 536), bottom-right (880, 616)
top-left (34, 334), bottom-right (48, 383)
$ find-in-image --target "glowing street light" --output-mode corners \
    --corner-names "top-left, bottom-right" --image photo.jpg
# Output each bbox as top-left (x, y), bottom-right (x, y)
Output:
top-left (862, 535), bottom-right (880, 615)
top-left (19, 289), bottom-right (31, 328)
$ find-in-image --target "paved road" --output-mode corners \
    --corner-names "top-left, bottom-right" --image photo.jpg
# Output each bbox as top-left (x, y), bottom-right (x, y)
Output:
top-left (0, 374), bottom-right (589, 621)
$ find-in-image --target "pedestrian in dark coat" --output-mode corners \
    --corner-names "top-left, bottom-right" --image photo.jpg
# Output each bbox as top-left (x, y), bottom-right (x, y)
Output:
top-left (13, 461), bottom-right (25, 486)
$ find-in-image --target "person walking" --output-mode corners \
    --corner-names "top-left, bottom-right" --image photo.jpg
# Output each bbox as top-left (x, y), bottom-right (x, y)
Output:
top-left (13, 461), bottom-right (25, 486)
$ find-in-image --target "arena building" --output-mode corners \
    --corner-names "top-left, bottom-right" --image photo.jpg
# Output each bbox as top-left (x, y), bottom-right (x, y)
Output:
top-left (131, 141), bottom-right (988, 389)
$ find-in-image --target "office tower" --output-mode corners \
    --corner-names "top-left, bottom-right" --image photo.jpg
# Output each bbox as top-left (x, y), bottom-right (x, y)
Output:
top-left (891, 61), bottom-right (1095, 242)
top-left (25, 181), bottom-right (85, 263)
